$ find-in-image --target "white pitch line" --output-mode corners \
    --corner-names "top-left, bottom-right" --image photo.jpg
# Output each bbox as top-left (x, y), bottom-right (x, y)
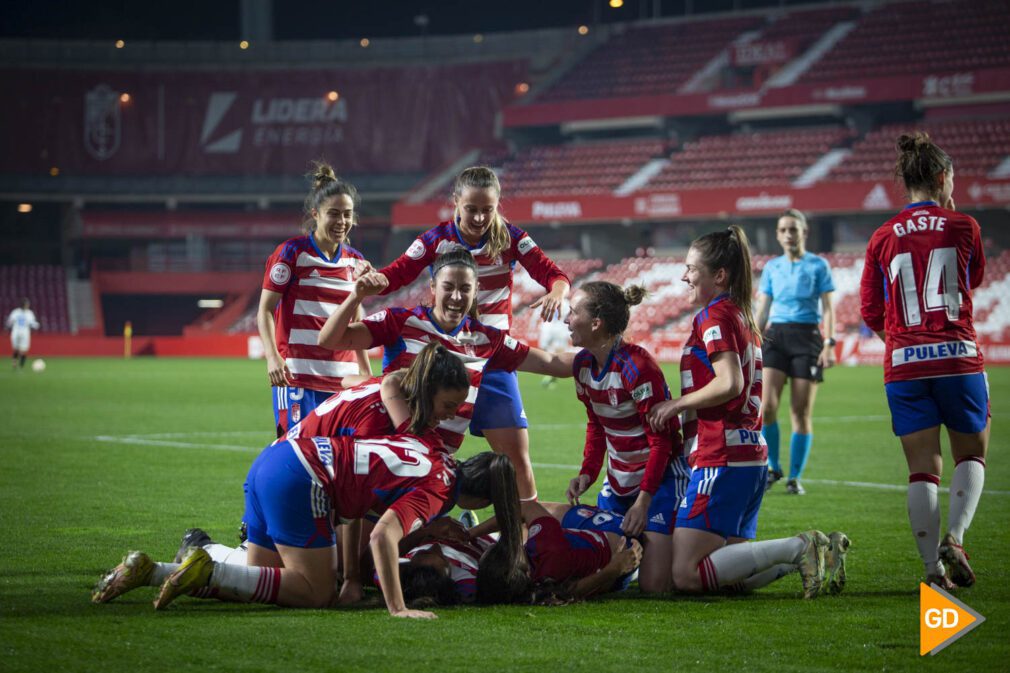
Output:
top-left (92, 432), bottom-right (1010, 497)
top-left (530, 462), bottom-right (1010, 496)
top-left (94, 435), bottom-right (258, 453)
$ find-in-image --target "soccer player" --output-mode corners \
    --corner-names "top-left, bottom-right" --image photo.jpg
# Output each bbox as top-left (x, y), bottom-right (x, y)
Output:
top-left (317, 248), bottom-right (574, 457)
top-left (475, 498), bottom-right (643, 605)
top-left (647, 227), bottom-right (848, 598)
top-left (372, 166), bottom-right (571, 500)
top-left (94, 345), bottom-right (521, 620)
top-left (755, 209), bottom-right (837, 494)
top-left (860, 132), bottom-right (988, 590)
top-left (6, 298), bottom-right (40, 370)
top-left (256, 162), bottom-right (372, 437)
top-left (562, 281), bottom-right (688, 593)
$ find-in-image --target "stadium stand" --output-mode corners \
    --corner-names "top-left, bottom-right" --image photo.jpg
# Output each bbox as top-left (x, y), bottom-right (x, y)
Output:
top-left (799, 0), bottom-right (1010, 83)
top-left (647, 127), bottom-right (855, 191)
top-left (538, 15), bottom-right (764, 102)
top-left (829, 119), bottom-right (1010, 182)
top-left (0, 266), bottom-right (70, 333)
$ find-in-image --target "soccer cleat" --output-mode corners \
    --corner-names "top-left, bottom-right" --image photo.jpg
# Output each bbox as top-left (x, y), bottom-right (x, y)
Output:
top-left (939, 533), bottom-right (975, 588)
top-left (238, 521), bottom-right (248, 544)
top-left (154, 547), bottom-right (213, 610)
top-left (794, 530), bottom-right (829, 599)
top-left (926, 568), bottom-right (957, 592)
top-left (458, 510), bottom-right (479, 530)
top-left (765, 469), bottom-right (784, 491)
top-left (92, 551), bottom-right (155, 604)
top-left (174, 528), bottom-right (214, 563)
top-left (823, 531), bottom-right (850, 595)
top-left (785, 479), bottom-right (806, 495)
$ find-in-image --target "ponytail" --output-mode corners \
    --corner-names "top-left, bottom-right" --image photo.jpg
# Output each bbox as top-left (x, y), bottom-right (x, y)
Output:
top-left (894, 132), bottom-right (952, 201)
top-left (578, 281), bottom-right (648, 336)
top-left (400, 342), bottom-right (470, 434)
top-left (460, 452), bottom-right (529, 604)
top-left (303, 160), bottom-right (360, 236)
top-left (452, 166), bottom-right (510, 258)
top-left (690, 226), bottom-right (759, 341)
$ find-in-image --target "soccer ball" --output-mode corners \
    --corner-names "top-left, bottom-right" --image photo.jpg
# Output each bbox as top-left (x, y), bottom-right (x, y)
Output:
top-left (31, 358), bottom-right (46, 373)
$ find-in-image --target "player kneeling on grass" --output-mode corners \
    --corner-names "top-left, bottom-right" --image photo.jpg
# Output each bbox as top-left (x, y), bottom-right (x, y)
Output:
top-left (473, 498), bottom-right (643, 605)
top-left (646, 227), bottom-right (849, 598)
top-left (93, 344), bottom-right (521, 619)
top-left (563, 280), bottom-right (690, 593)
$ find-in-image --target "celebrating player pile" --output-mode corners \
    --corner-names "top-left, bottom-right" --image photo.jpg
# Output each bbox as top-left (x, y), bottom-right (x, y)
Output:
top-left (94, 142), bottom-right (993, 614)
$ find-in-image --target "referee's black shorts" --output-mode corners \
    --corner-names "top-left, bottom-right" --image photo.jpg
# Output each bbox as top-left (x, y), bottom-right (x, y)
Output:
top-left (762, 322), bottom-right (824, 383)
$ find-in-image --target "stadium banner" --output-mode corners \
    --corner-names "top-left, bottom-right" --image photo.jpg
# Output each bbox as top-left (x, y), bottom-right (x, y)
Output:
top-left (0, 62), bottom-right (524, 175)
top-left (81, 211), bottom-right (299, 239)
top-left (503, 66), bottom-right (1010, 127)
top-left (731, 39), bottom-right (799, 67)
top-left (391, 178), bottom-right (1010, 227)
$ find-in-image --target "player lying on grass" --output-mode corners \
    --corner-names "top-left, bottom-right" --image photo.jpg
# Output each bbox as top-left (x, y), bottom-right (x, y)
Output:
top-left (317, 248), bottom-right (574, 480)
top-left (473, 498), bottom-right (643, 605)
top-left (562, 280), bottom-right (690, 593)
top-left (646, 227), bottom-right (849, 598)
top-left (93, 343), bottom-right (521, 619)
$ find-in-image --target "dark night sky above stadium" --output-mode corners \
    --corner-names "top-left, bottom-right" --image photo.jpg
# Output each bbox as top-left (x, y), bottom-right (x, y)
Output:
top-left (3, 0), bottom-right (826, 41)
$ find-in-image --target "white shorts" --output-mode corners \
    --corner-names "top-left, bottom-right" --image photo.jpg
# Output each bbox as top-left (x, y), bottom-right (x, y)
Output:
top-left (11, 331), bottom-right (30, 352)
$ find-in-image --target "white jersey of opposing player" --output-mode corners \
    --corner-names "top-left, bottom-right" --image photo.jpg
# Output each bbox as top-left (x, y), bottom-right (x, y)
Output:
top-left (7, 308), bottom-right (40, 351)
top-left (538, 301), bottom-right (571, 353)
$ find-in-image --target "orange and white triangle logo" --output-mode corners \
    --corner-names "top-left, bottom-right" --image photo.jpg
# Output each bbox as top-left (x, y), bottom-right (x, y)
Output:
top-left (920, 582), bottom-right (985, 655)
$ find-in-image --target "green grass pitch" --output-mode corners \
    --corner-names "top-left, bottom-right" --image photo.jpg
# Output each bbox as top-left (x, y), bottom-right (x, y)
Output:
top-left (1, 358), bottom-right (1007, 672)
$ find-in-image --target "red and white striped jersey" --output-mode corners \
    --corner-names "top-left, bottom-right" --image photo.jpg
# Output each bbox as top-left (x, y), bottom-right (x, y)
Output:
top-left (573, 341), bottom-right (681, 498)
top-left (263, 236), bottom-right (366, 392)
top-left (290, 433), bottom-right (455, 536)
top-left (680, 295), bottom-right (766, 468)
top-left (379, 220), bottom-right (570, 331)
top-left (281, 380), bottom-right (393, 441)
top-left (361, 306), bottom-right (530, 451)
top-left (403, 534), bottom-right (496, 603)
top-left (860, 201), bottom-right (985, 383)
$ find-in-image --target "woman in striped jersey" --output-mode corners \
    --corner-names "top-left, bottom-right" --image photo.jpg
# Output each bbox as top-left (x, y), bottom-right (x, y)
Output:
top-left (562, 281), bottom-right (688, 593)
top-left (318, 248), bottom-right (574, 460)
top-left (256, 162), bottom-right (373, 437)
top-left (372, 166), bottom-right (571, 500)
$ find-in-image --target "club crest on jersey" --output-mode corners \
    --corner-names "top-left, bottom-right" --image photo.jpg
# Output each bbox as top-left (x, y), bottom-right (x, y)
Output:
top-left (269, 262), bottom-right (291, 285)
top-left (290, 403), bottom-right (301, 423)
top-left (577, 507), bottom-right (595, 518)
top-left (702, 326), bottom-right (722, 345)
top-left (528, 523), bottom-right (542, 538)
top-left (406, 240), bottom-right (426, 260)
top-left (364, 310), bottom-right (387, 322)
top-left (608, 389), bottom-right (619, 407)
top-left (631, 382), bottom-right (653, 402)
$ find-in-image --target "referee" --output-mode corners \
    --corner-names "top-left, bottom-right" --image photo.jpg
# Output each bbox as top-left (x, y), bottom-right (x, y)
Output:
top-left (755, 209), bottom-right (836, 495)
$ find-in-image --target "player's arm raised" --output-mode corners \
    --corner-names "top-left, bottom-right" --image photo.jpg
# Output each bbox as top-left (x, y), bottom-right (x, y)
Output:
top-left (317, 273), bottom-right (388, 351)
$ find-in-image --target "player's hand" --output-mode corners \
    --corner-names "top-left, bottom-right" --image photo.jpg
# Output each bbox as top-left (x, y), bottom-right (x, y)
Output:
top-left (352, 259), bottom-right (375, 279)
top-left (530, 286), bottom-right (566, 322)
top-left (422, 517), bottom-right (469, 543)
top-left (621, 498), bottom-right (649, 538)
top-left (646, 399), bottom-right (680, 433)
top-left (266, 354), bottom-right (292, 387)
top-left (353, 272), bottom-right (389, 298)
top-left (566, 474), bottom-right (591, 505)
top-left (336, 579), bottom-right (364, 605)
top-left (818, 344), bottom-right (836, 370)
top-left (610, 538), bottom-right (643, 575)
top-left (391, 608), bottom-right (438, 620)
